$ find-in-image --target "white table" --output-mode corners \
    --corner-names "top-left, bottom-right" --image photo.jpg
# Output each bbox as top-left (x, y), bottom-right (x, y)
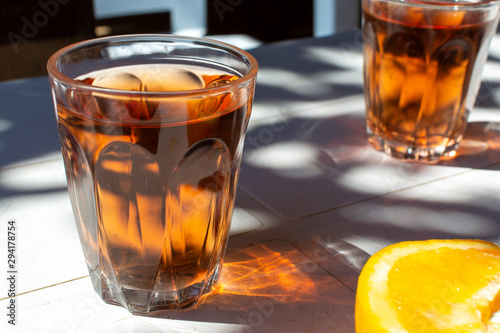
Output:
top-left (3, 30), bottom-right (500, 332)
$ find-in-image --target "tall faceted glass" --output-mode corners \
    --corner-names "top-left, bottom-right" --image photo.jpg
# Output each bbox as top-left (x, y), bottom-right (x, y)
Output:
top-left (47, 35), bottom-right (258, 314)
top-left (363, 0), bottom-right (500, 162)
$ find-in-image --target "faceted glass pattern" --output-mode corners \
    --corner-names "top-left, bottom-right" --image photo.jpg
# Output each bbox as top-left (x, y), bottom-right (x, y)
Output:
top-left (47, 36), bottom-right (257, 314)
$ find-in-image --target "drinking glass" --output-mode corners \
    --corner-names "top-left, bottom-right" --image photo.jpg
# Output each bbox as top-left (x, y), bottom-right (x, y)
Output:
top-left (47, 35), bottom-right (258, 314)
top-left (363, 0), bottom-right (500, 162)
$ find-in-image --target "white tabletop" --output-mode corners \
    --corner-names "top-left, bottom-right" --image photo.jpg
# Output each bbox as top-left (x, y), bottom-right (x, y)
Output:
top-left (3, 30), bottom-right (500, 332)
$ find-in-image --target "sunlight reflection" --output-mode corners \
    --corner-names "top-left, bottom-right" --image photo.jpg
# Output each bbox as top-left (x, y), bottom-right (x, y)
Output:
top-left (487, 34), bottom-right (500, 60)
top-left (1, 151), bottom-right (63, 169)
top-left (469, 108), bottom-right (500, 123)
top-left (489, 86), bottom-right (500, 107)
top-left (248, 95), bottom-right (364, 128)
top-left (484, 122), bottom-right (500, 149)
top-left (0, 119), bottom-right (13, 133)
top-left (217, 247), bottom-right (315, 300)
top-left (336, 162), bottom-right (494, 202)
top-left (0, 158), bottom-right (66, 192)
top-left (257, 68), bottom-right (331, 97)
top-left (336, 164), bottom-right (408, 194)
top-left (314, 70), bottom-right (363, 86)
top-left (463, 110), bottom-right (500, 152)
top-left (199, 242), bottom-right (342, 309)
top-left (244, 141), bottom-right (322, 178)
top-left (480, 62), bottom-right (500, 83)
top-left (456, 134), bottom-right (490, 156)
top-left (246, 104), bottom-right (292, 130)
top-left (304, 46), bottom-right (363, 70)
top-left (107, 43), bottom-right (166, 59)
top-left (293, 96), bottom-right (365, 119)
top-left (354, 202), bottom-right (500, 239)
top-left (257, 68), bottom-right (306, 88)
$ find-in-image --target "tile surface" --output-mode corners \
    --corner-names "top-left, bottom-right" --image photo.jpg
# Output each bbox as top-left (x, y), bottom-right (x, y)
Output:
top-left (1, 30), bottom-right (500, 332)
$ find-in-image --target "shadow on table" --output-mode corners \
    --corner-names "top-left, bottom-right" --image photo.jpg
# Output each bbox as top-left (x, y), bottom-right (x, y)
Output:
top-left (0, 76), bottom-right (61, 170)
top-left (235, 31), bottom-right (500, 221)
top-left (444, 121), bottom-right (500, 168)
top-left (238, 106), bottom-right (500, 221)
top-left (153, 240), bottom-right (355, 332)
top-left (234, 82), bottom-right (500, 300)
top-left (2, 31), bottom-right (500, 332)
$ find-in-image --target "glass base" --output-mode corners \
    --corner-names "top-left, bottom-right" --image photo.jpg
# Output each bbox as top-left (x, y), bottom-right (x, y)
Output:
top-left (368, 134), bottom-right (460, 163)
top-left (91, 266), bottom-right (221, 315)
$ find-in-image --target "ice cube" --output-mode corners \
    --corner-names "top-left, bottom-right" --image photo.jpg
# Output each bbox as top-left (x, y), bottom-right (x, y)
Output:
top-left (92, 72), bottom-right (143, 91)
top-left (387, 4), bottom-right (424, 26)
top-left (433, 38), bottom-right (472, 120)
top-left (384, 32), bottom-right (425, 58)
top-left (431, 10), bottom-right (465, 26)
top-left (142, 67), bottom-right (204, 92)
top-left (91, 72), bottom-right (157, 121)
top-left (435, 38), bottom-right (472, 72)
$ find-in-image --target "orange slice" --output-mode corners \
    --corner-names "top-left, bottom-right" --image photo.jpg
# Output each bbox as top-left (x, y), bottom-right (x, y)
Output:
top-left (355, 239), bottom-right (500, 332)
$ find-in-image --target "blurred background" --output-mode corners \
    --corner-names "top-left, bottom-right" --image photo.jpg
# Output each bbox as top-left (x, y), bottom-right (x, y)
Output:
top-left (0, 0), bottom-right (361, 81)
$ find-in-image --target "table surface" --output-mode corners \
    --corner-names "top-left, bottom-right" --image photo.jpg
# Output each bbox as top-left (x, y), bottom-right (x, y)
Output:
top-left (3, 30), bottom-right (500, 332)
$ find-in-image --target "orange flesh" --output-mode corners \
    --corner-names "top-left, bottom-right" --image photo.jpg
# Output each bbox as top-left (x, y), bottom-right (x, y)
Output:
top-left (388, 248), bottom-right (500, 332)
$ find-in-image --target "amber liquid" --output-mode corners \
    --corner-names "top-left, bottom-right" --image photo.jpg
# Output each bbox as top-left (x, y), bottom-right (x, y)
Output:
top-left (363, 2), bottom-right (496, 159)
top-left (57, 63), bottom-right (250, 310)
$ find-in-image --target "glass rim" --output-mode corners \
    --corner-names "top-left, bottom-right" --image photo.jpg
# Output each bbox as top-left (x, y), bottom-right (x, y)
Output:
top-left (47, 34), bottom-right (259, 98)
top-left (366, 0), bottom-right (500, 6)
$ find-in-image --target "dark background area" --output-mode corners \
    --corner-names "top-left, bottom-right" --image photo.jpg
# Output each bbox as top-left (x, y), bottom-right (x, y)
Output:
top-left (206, 0), bottom-right (314, 43)
top-left (1, 0), bottom-right (96, 81)
top-left (0, 0), bottom-right (316, 81)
